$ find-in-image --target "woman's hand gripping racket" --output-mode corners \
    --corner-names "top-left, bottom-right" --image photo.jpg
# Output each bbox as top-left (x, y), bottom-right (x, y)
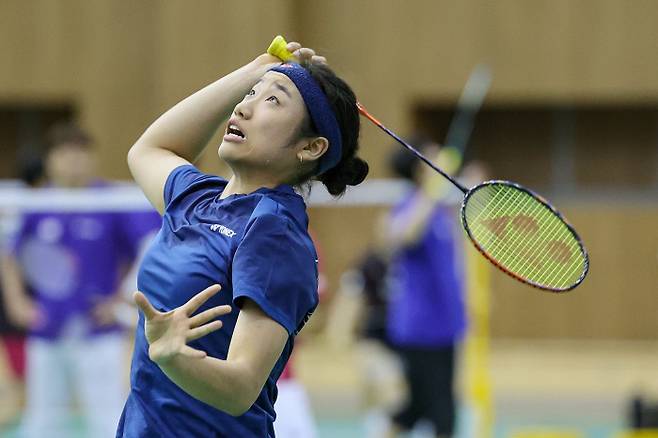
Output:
top-left (267, 36), bottom-right (589, 292)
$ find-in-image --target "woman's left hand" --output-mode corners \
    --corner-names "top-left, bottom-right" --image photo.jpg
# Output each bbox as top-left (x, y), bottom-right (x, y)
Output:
top-left (133, 284), bottom-right (231, 365)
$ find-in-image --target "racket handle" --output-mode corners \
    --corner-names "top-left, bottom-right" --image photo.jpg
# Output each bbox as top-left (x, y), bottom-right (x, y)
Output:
top-left (267, 35), bottom-right (295, 62)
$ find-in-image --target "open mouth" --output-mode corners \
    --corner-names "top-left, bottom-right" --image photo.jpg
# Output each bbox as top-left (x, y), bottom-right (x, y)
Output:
top-left (225, 124), bottom-right (245, 141)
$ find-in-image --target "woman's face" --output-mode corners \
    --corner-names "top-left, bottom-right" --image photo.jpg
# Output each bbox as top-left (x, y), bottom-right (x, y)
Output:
top-left (218, 71), bottom-right (310, 181)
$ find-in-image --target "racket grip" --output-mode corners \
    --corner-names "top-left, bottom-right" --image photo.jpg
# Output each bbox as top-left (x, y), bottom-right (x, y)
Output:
top-left (267, 35), bottom-right (295, 62)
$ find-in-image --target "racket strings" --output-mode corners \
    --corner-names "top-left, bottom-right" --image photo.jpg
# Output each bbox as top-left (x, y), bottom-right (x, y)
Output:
top-left (471, 190), bottom-right (582, 287)
top-left (478, 192), bottom-right (583, 288)
top-left (469, 188), bottom-right (547, 274)
top-left (468, 196), bottom-right (577, 288)
top-left (491, 194), bottom-right (570, 282)
top-left (464, 184), bottom-right (586, 290)
top-left (507, 198), bottom-right (579, 285)
top-left (467, 187), bottom-right (523, 256)
top-left (519, 198), bottom-right (584, 286)
top-left (528, 208), bottom-right (582, 285)
top-left (469, 183), bottom-right (509, 225)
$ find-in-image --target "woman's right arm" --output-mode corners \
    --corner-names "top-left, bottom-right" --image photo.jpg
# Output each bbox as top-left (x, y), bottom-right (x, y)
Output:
top-left (128, 54), bottom-right (284, 214)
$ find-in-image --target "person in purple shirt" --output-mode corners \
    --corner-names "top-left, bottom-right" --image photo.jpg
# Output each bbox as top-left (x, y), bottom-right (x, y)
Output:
top-left (0, 122), bottom-right (161, 438)
top-left (383, 138), bottom-right (466, 438)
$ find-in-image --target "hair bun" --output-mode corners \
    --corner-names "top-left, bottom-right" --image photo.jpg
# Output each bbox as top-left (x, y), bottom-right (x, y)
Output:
top-left (345, 157), bottom-right (369, 186)
top-left (318, 156), bottom-right (369, 196)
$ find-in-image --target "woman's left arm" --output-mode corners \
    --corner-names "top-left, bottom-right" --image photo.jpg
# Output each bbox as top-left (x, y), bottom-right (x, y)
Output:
top-left (134, 286), bottom-right (287, 416)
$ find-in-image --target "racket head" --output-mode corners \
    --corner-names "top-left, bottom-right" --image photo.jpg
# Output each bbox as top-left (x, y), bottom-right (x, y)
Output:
top-left (461, 180), bottom-right (589, 292)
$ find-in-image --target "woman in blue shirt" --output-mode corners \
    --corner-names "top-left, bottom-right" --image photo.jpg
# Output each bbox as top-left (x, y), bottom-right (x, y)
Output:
top-left (116, 41), bottom-right (368, 437)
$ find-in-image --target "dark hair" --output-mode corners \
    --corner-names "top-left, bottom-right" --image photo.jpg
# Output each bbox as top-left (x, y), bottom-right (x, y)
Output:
top-left (300, 62), bottom-right (369, 196)
top-left (46, 121), bottom-right (93, 152)
top-left (19, 155), bottom-right (45, 187)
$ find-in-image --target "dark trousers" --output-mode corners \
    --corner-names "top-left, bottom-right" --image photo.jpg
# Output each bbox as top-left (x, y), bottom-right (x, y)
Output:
top-left (391, 344), bottom-right (456, 436)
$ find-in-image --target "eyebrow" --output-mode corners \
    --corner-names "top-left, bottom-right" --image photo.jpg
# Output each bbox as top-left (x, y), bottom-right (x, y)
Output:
top-left (274, 82), bottom-right (292, 99)
top-left (253, 78), bottom-right (292, 99)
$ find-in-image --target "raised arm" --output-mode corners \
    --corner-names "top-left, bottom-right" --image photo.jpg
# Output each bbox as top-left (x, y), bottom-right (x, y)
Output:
top-left (127, 52), bottom-right (288, 214)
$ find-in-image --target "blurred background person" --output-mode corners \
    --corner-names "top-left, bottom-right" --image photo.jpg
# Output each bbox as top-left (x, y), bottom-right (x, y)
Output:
top-left (382, 139), bottom-right (467, 438)
top-left (325, 224), bottom-right (406, 438)
top-left (0, 155), bottom-right (45, 430)
top-left (0, 121), bottom-right (160, 438)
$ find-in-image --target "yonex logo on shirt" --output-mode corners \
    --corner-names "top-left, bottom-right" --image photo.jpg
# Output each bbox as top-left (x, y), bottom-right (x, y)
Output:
top-left (209, 224), bottom-right (236, 238)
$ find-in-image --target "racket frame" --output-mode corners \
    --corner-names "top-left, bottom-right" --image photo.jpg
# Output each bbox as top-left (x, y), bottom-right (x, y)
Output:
top-left (461, 180), bottom-right (590, 292)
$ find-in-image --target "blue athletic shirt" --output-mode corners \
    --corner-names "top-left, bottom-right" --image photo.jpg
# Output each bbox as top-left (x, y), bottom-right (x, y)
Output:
top-left (116, 165), bottom-right (319, 438)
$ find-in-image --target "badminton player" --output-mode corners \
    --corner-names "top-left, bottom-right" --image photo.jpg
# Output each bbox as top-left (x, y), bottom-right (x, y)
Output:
top-left (116, 40), bottom-right (368, 437)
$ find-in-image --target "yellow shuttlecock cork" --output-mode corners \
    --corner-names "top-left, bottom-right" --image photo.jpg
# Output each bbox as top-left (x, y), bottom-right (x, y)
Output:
top-left (267, 35), bottom-right (295, 62)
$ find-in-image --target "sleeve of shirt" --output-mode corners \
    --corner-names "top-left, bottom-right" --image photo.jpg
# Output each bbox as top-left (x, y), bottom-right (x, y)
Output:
top-left (232, 213), bottom-right (319, 336)
top-left (163, 164), bottom-right (211, 207)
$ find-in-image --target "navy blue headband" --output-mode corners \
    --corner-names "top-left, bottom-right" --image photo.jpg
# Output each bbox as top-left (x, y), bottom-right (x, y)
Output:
top-left (270, 63), bottom-right (342, 175)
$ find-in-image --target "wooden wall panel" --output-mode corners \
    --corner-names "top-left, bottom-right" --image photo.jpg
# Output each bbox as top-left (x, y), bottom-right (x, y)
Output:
top-left (0, 0), bottom-right (85, 99)
top-left (297, 0), bottom-right (658, 178)
top-left (0, 0), bottom-right (296, 178)
top-left (76, 0), bottom-right (160, 179)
